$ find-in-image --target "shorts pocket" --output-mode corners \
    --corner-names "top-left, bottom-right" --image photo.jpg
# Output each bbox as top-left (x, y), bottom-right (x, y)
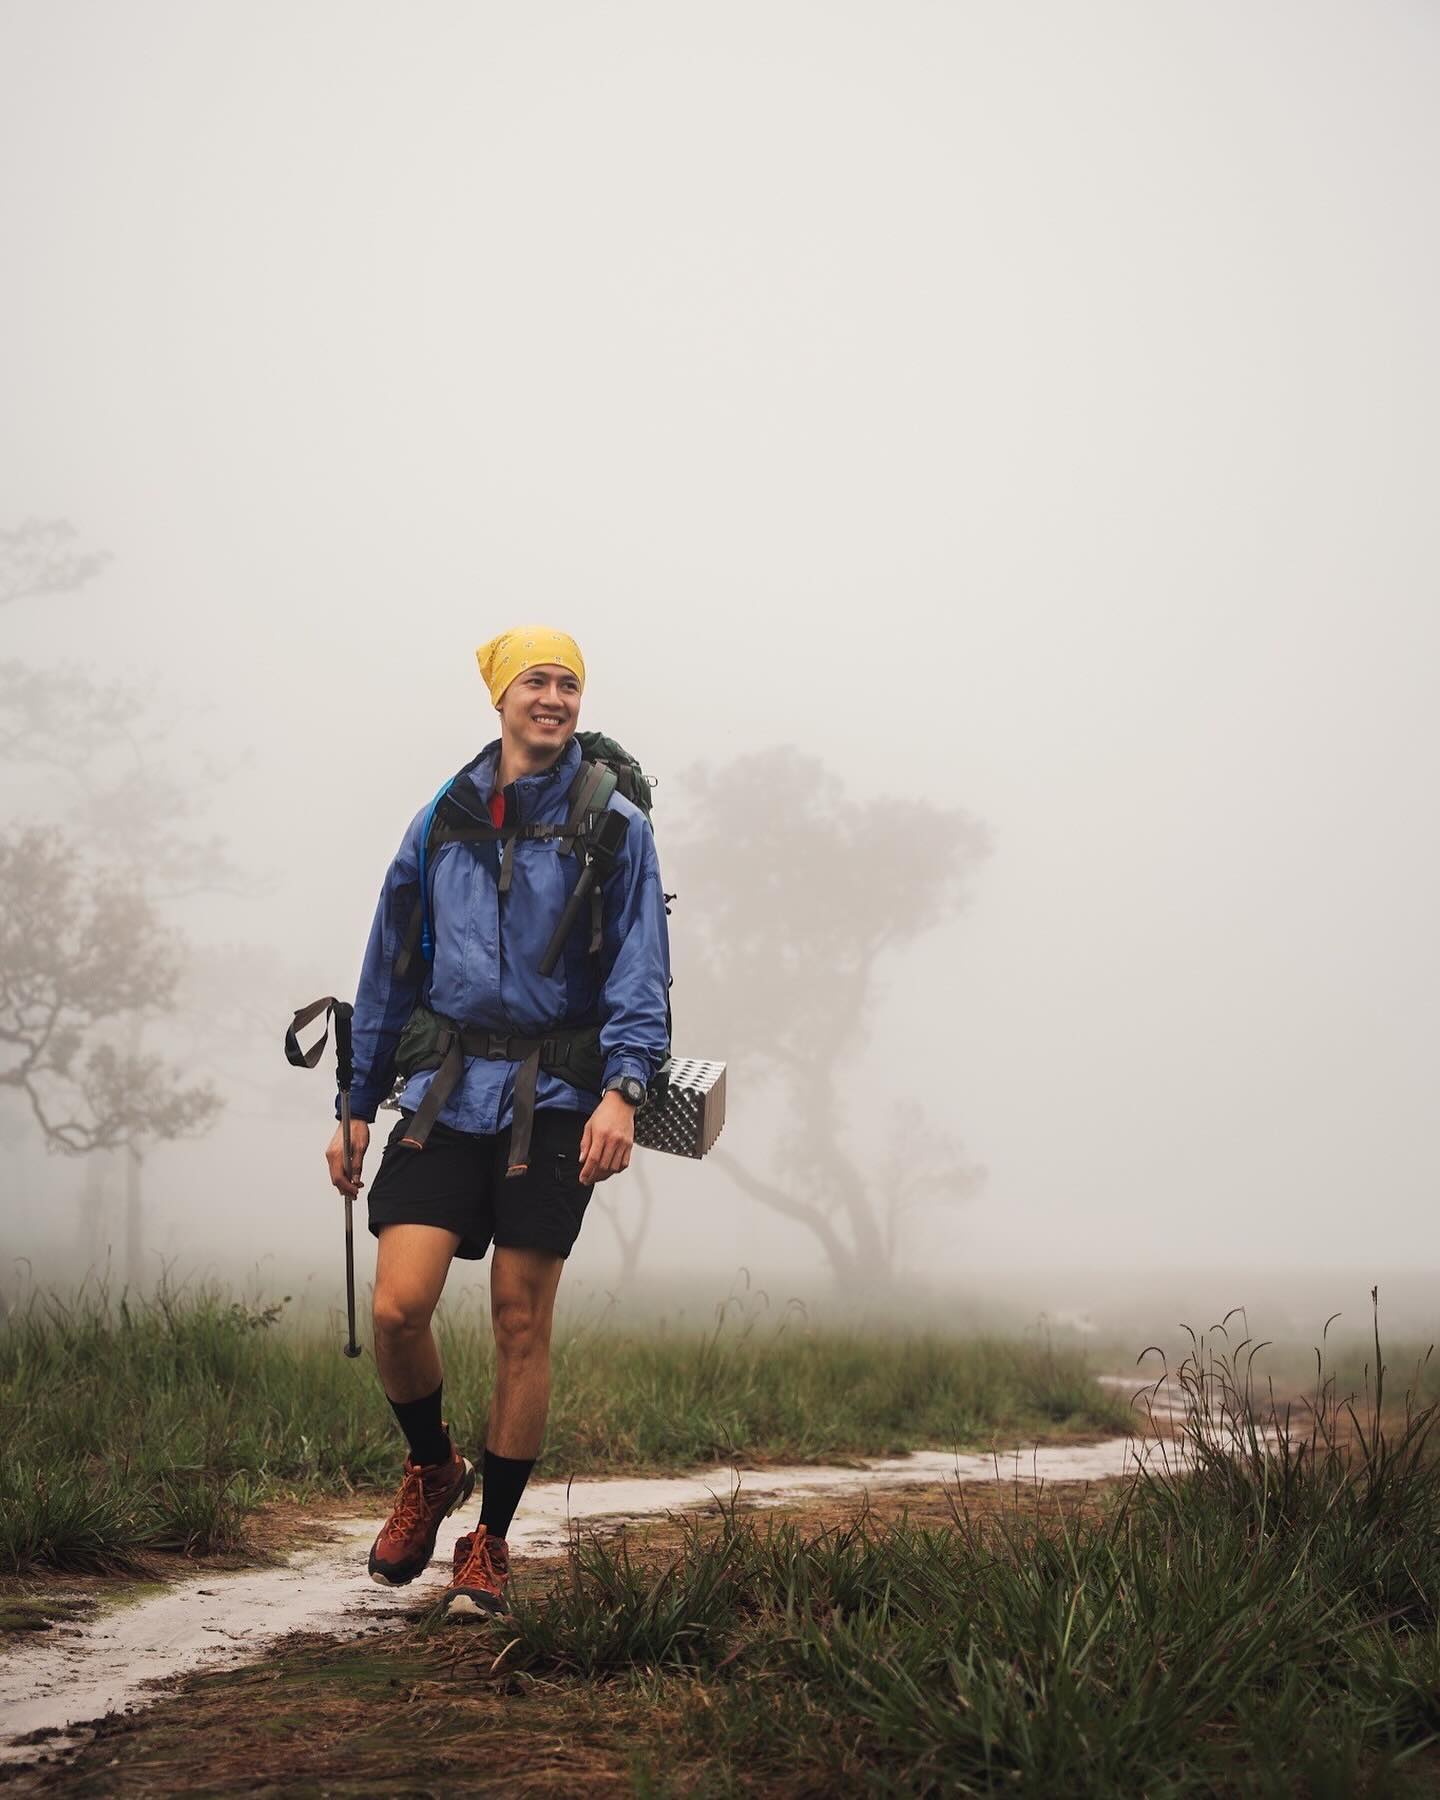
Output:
top-left (548, 1110), bottom-right (585, 1162)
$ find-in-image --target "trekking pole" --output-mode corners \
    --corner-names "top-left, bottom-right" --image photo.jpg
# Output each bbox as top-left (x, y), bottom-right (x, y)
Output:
top-left (284, 995), bottom-right (362, 1360)
top-left (333, 1004), bottom-right (362, 1359)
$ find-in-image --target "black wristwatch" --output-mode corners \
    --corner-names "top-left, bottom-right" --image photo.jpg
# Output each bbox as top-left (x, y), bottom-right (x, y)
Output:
top-left (606, 1075), bottom-right (648, 1108)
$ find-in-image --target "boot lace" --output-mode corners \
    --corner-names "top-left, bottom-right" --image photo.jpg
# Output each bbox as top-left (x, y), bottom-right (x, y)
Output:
top-left (384, 1464), bottom-right (430, 1537)
top-left (454, 1531), bottom-right (505, 1590)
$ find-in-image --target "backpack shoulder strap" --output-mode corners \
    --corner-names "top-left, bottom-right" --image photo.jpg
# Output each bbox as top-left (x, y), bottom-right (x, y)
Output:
top-left (399, 756), bottom-right (622, 981)
top-left (395, 765), bottom-right (472, 979)
top-left (558, 758), bottom-right (619, 857)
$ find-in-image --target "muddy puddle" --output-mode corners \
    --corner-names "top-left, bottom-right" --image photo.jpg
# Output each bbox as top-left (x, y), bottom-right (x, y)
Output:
top-left (0, 1432), bottom-right (1175, 1763)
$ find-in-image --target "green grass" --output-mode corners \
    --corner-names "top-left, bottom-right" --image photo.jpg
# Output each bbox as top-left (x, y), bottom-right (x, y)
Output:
top-left (0, 1591), bottom-right (93, 1635)
top-left (446, 1305), bottom-right (1440, 1796)
top-left (0, 1282), bottom-right (1126, 1573)
top-left (23, 1293), bottom-right (1440, 1794)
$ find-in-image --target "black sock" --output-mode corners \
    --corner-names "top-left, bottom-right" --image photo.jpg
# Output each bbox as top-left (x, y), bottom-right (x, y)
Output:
top-left (479, 1447), bottom-right (534, 1541)
top-left (388, 1384), bottom-right (451, 1467)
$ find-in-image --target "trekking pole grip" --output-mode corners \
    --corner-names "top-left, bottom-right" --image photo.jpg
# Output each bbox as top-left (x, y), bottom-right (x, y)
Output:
top-left (333, 1001), bottom-right (354, 1095)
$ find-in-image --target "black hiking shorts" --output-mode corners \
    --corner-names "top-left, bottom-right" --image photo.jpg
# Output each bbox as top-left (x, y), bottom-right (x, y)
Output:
top-left (366, 1107), bottom-right (593, 1260)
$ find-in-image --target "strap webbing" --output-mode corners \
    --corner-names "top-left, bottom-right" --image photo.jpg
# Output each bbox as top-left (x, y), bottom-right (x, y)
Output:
top-left (399, 1028), bottom-right (461, 1150)
top-left (395, 1019), bottom-right (599, 1175)
top-left (430, 820), bottom-right (561, 848)
top-left (284, 997), bottom-right (353, 1087)
top-left (506, 1048), bottom-right (542, 1178)
top-left (558, 761), bottom-right (615, 857)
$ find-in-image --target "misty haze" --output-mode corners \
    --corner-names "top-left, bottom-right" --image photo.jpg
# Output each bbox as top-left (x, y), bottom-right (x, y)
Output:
top-left (2, 4), bottom-right (1438, 1788)
top-left (5, 5), bottom-right (1436, 1340)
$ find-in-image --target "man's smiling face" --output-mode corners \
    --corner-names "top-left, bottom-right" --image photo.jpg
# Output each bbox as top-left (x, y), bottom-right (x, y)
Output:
top-left (497, 662), bottom-right (583, 757)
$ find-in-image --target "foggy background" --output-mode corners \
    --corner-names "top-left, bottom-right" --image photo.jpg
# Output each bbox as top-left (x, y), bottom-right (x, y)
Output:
top-left (3, 1), bottom-right (1436, 1341)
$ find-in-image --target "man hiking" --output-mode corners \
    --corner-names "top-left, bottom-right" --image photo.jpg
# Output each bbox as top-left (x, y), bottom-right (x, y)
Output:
top-left (323, 626), bottom-right (671, 1616)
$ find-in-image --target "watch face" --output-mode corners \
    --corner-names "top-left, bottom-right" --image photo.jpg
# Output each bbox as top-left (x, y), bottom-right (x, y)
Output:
top-left (620, 1076), bottom-right (646, 1106)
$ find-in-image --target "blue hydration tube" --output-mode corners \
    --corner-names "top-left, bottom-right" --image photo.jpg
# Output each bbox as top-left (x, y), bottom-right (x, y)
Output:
top-left (417, 779), bottom-right (455, 964)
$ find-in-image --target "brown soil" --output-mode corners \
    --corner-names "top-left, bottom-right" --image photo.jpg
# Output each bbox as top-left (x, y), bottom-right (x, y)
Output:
top-left (609, 1473), bottom-right (1119, 1555)
top-left (0, 1478), bottom-right (1123, 1798)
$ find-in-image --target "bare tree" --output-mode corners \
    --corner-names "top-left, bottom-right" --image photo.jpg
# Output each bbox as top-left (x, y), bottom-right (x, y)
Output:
top-left (665, 748), bottom-right (989, 1288)
top-left (1, 522), bottom-right (241, 1283)
top-left (0, 661), bottom-right (244, 894)
top-left (595, 1154), bottom-right (656, 1289)
top-left (0, 828), bottom-right (218, 1152)
top-left (0, 518), bottom-right (109, 607)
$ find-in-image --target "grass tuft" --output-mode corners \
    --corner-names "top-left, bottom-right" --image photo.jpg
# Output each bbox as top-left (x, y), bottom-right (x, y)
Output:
top-left (0, 1279), bottom-right (1124, 1573)
top-left (435, 1296), bottom-right (1440, 1794)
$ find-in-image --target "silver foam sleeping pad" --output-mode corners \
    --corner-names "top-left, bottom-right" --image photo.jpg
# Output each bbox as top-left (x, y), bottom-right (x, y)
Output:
top-left (379, 1053), bottom-right (728, 1160)
top-left (634, 1057), bottom-right (727, 1159)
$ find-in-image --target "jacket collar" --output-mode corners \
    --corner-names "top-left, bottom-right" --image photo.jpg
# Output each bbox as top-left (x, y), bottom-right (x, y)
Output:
top-left (458, 735), bottom-right (581, 824)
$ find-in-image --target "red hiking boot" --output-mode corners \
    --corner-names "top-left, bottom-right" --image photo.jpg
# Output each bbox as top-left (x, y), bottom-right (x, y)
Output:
top-left (368, 1441), bottom-right (475, 1587)
top-left (444, 1524), bottom-right (510, 1617)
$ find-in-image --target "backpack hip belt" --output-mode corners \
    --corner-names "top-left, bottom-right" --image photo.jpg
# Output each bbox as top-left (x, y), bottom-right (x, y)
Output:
top-left (393, 1003), bottom-right (605, 1176)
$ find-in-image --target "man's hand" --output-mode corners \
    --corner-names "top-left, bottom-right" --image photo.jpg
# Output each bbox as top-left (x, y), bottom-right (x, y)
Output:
top-left (578, 1092), bottom-right (635, 1185)
top-left (325, 1119), bottom-right (371, 1199)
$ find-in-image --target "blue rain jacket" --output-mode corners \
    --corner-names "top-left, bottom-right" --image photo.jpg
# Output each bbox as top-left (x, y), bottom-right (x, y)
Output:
top-left (347, 735), bottom-right (671, 1130)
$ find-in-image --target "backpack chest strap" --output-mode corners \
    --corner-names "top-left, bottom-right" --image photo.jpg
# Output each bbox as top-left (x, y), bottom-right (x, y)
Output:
top-left (428, 820), bottom-right (564, 847)
top-left (429, 818), bottom-right (568, 894)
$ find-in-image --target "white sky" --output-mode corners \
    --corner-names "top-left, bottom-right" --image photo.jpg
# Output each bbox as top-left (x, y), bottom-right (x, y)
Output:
top-left (2, 1), bottom-right (1437, 1305)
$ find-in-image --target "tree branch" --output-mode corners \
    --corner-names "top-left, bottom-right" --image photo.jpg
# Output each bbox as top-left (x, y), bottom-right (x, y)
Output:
top-left (710, 1148), bottom-right (858, 1282)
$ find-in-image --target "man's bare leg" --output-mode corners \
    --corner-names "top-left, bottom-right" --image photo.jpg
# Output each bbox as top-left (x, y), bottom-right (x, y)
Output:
top-left (373, 1222), bottom-right (461, 1403)
top-left (444, 1247), bottom-right (566, 1614)
top-left (367, 1223), bottom-right (472, 1587)
top-left (486, 1245), bottom-right (566, 1458)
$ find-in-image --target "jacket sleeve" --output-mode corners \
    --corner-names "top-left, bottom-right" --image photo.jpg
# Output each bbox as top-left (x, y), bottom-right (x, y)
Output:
top-left (597, 810), bottom-right (672, 1092)
top-left (342, 808), bottom-right (427, 1123)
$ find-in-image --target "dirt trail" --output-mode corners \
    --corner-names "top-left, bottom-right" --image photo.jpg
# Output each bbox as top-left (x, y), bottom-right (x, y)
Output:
top-left (1, 1434), bottom-right (1161, 1765)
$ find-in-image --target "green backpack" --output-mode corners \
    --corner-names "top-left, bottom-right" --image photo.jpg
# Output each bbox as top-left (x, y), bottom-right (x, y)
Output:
top-left (571, 731), bottom-right (655, 822)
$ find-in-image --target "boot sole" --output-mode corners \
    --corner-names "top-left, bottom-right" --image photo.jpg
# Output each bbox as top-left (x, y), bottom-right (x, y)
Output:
top-left (368, 1458), bottom-right (476, 1587)
top-left (443, 1588), bottom-right (509, 1618)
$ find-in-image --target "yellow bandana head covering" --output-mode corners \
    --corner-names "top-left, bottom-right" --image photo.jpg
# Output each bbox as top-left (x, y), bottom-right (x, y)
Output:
top-left (475, 626), bottom-right (586, 706)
